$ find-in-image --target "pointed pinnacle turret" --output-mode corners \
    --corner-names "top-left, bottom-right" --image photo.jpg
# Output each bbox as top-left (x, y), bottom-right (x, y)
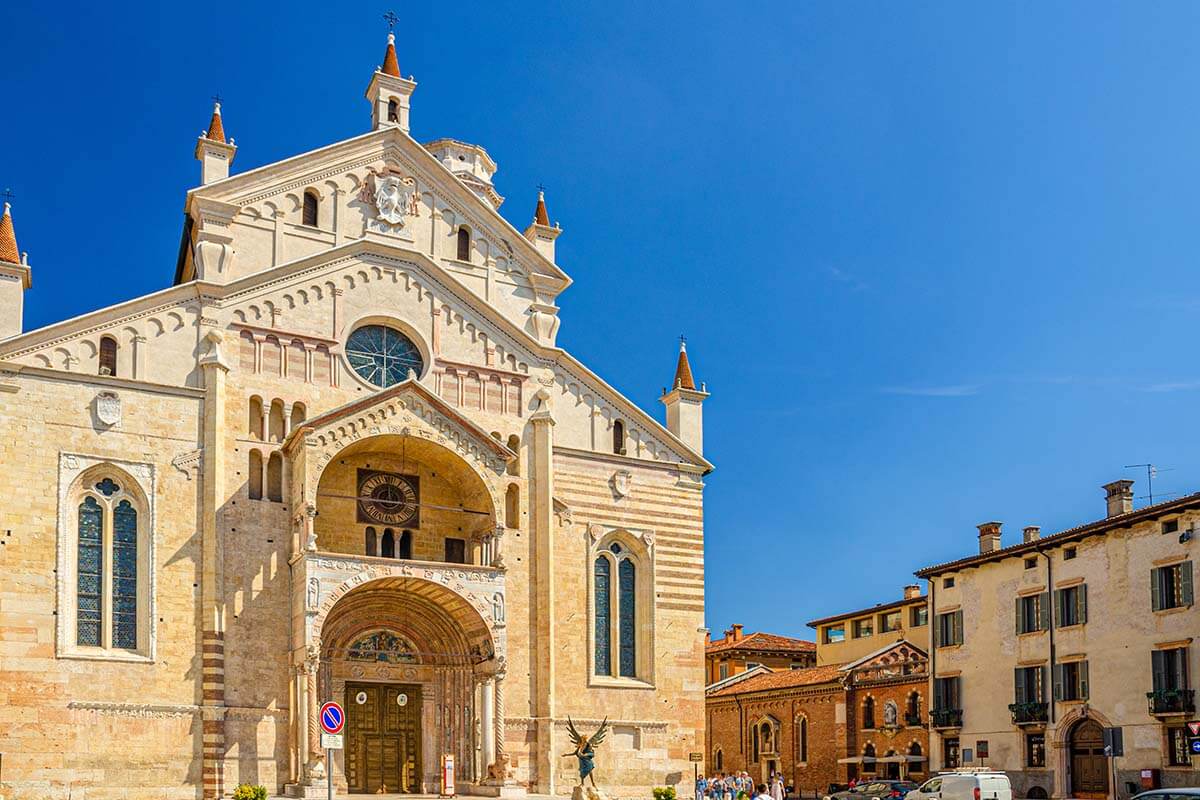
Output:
top-left (533, 188), bottom-right (550, 226)
top-left (381, 32), bottom-right (401, 77)
top-left (0, 202), bottom-right (20, 265)
top-left (205, 102), bottom-right (226, 143)
top-left (673, 337), bottom-right (696, 390)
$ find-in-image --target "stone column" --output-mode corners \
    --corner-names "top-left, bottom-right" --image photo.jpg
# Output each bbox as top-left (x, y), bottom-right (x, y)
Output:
top-left (494, 667), bottom-right (507, 764)
top-left (529, 396), bottom-right (556, 794)
top-left (306, 654), bottom-right (323, 780)
top-left (131, 334), bottom-right (148, 379)
top-left (283, 403), bottom-right (294, 437)
top-left (480, 677), bottom-right (496, 772)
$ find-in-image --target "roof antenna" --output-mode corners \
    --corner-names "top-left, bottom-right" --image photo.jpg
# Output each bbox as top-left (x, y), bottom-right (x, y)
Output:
top-left (1123, 463), bottom-right (1176, 504)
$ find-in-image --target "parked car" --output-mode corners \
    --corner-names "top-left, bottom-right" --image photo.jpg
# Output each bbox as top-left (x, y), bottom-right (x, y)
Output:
top-left (824, 781), bottom-right (918, 800)
top-left (1131, 790), bottom-right (1200, 800)
top-left (904, 772), bottom-right (1012, 800)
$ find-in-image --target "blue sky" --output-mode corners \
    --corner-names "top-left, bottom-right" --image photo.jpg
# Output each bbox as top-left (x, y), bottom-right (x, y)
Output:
top-left (6, 2), bottom-right (1200, 639)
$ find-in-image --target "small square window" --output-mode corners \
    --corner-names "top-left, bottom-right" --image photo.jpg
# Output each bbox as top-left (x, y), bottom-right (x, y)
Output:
top-left (1024, 557), bottom-right (1037, 570)
top-left (853, 618), bottom-right (874, 638)
top-left (1064, 547), bottom-right (1077, 560)
top-left (1162, 519), bottom-right (1179, 535)
top-left (944, 577), bottom-right (956, 589)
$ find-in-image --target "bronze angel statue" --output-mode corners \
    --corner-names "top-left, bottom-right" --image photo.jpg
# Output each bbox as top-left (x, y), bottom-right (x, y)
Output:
top-left (562, 716), bottom-right (610, 787)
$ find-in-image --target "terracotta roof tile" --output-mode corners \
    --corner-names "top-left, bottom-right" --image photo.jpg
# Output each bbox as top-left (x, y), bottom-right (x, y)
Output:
top-left (205, 103), bottom-right (226, 143)
top-left (0, 203), bottom-right (19, 264)
top-left (382, 33), bottom-right (401, 77)
top-left (709, 663), bottom-right (843, 697)
top-left (534, 190), bottom-right (550, 226)
top-left (673, 341), bottom-right (696, 390)
top-left (706, 631), bottom-right (816, 655)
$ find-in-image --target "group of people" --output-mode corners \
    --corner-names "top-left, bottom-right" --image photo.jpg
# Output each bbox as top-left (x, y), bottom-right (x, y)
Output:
top-left (697, 772), bottom-right (788, 800)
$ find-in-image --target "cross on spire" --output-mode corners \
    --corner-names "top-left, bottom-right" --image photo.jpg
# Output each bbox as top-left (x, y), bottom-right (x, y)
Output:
top-left (537, 182), bottom-right (547, 194)
top-left (211, 93), bottom-right (223, 106)
top-left (383, 11), bottom-right (398, 30)
top-left (1, 188), bottom-right (13, 204)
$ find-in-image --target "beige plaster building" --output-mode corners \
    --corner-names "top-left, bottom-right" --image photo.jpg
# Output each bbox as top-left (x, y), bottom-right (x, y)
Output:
top-left (916, 480), bottom-right (1199, 800)
top-left (0, 32), bottom-right (712, 800)
top-left (807, 586), bottom-right (929, 667)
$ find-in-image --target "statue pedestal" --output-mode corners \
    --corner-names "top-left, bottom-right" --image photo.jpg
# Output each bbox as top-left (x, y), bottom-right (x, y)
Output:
top-left (572, 786), bottom-right (611, 800)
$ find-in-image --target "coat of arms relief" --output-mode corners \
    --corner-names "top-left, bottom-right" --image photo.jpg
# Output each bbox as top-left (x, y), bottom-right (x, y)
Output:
top-left (363, 170), bottom-right (418, 236)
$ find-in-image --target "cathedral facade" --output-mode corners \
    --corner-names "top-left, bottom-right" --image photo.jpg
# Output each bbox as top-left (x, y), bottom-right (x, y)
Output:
top-left (0, 33), bottom-right (710, 800)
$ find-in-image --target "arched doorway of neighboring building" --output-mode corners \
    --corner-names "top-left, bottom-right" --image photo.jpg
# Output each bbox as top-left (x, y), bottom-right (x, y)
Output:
top-left (1069, 719), bottom-right (1109, 798)
top-left (884, 750), bottom-right (900, 780)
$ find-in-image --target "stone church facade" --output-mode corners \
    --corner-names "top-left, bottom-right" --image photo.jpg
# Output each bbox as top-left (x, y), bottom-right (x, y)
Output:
top-left (0, 32), bottom-right (711, 800)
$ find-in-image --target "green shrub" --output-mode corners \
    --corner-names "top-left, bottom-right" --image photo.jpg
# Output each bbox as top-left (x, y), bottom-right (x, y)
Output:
top-left (232, 784), bottom-right (268, 800)
top-left (654, 788), bottom-right (678, 800)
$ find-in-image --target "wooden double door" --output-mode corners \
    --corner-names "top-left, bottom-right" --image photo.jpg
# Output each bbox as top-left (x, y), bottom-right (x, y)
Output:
top-left (1070, 719), bottom-right (1109, 798)
top-left (344, 683), bottom-right (422, 794)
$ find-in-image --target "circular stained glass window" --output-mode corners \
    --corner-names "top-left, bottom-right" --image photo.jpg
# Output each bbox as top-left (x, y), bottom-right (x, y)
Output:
top-left (345, 325), bottom-right (424, 388)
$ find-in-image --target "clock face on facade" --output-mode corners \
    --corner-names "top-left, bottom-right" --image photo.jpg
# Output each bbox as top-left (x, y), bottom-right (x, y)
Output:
top-left (356, 469), bottom-right (420, 527)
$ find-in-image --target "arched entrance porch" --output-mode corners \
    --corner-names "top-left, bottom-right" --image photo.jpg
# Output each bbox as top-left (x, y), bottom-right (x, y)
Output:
top-left (294, 575), bottom-right (506, 795)
top-left (1068, 719), bottom-right (1109, 799)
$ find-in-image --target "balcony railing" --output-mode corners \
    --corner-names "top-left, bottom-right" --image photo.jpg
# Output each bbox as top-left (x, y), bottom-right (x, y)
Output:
top-left (1009, 701), bottom-right (1049, 725)
top-left (1147, 688), bottom-right (1195, 716)
top-left (930, 708), bottom-right (963, 729)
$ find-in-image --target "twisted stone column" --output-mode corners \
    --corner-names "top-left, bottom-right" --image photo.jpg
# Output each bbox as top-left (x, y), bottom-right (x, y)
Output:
top-left (493, 670), bottom-right (506, 762)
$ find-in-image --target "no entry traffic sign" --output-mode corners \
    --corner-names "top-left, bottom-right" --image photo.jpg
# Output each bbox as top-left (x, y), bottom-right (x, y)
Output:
top-left (320, 701), bottom-right (345, 734)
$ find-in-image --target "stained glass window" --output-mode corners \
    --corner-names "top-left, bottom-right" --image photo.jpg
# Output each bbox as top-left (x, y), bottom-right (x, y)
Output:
top-left (112, 500), bottom-right (138, 649)
top-left (593, 557), bottom-right (611, 675)
top-left (345, 325), bottom-right (424, 388)
top-left (618, 559), bottom-right (636, 677)
top-left (95, 478), bottom-right (120, 497)
top-left (77, 497), bottom-right (103, 646)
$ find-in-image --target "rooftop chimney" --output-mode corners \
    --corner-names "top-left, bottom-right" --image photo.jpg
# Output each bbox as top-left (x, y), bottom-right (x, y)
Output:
top-left (977, 521), bottom-right (1003, 554)
top-left (1023, 525), bottom-right (1041, 543)
top-left (903, 584), bottom-right (921, 600)
top-left (704, 630), bottom-right (711, 645)
top-left (730, 623), bottom-right (744, 641)
top-left (1103, 480), bottom-right (1134, 518)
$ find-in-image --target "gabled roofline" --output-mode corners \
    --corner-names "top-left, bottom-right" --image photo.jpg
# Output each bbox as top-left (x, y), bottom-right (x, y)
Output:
top-left (282, 375), bottom-right (515, 460)
top-left (914, 491), bottom-right (1200, 577)
top-left (704, 664), bottom-right (773, 695)
top-left (836, 638), bottom-right (928, 672)
top-left (183, 125), bottom-right (570, 288)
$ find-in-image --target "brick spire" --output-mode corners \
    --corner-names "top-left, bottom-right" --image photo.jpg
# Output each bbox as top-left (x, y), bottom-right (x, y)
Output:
top-left (533, 188), bottom-right (550, 226)
top-left (381, 32), bottom-right (401, 77)
top-left (673, 338), bottom-right (696, 390)
top-left (0, 202), bottom-right (19, 265)
top-left (205, 102), bottom-right (226, 143)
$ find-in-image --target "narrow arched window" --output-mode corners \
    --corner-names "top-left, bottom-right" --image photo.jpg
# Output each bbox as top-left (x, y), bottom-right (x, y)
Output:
top-left (457, 226), bottom-right (471, 261)
top-left (752, 722), bottom-right (760, 762)
top-left (266, 452), bottom-right (283, 502)
top-left (863, 696), bottom-right (876, 729)
top-left (618, 558), bottom-right (636, 677)
top-left (365, 527), bottom-right (378, 557)
top-left (77, 496), bottom-right (104, 646)
top-left (613, 420), bottom-right (626, 455)
top-left (268, 399), bottom-right (285, 442)
top-left (907, 691), bottom-right (920, 722)
top-left (593, 556), bottom-right (612, 676)
top-left (249, 396), bottom-right (264, 439)
top-left (505, 484), bottom-right (519, 528)
top-left (248, 450), bottom-right (263, 500)
top-left (290, 402), bottom-right (306, 429)
top-left (506, 435), bottom-right (520, 476)
top-left (112, 500), bottom-right (138, 649)
top-left (381, 529), bottom-right (396, 558)
top-left (99, 336), bottom-right (118, 376)
top-left (398, 530), bottom-right (413, 560)
top-left (863, 743), bottom-right (876, 772)
top-left (302, 191), bottom-right (319, 227)
top-left (387, 98), bottom-right (399, 123)
top-left (714, 749), bottom-right (723, 771)
top-left (799, 716), bottom-right (808, 762)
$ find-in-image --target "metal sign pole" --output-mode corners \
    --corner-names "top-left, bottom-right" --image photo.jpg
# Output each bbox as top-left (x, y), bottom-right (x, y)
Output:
top-left (327, 747), bottom-right (333, 800)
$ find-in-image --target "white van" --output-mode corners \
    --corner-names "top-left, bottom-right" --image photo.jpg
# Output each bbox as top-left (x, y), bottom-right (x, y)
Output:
top-left (905, 771), bottom-right (1012, 800)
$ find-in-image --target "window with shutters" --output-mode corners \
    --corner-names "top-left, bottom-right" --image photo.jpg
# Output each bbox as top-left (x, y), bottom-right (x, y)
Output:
top-left (302, 190), bottom-right (319, 227)
top-left (60, 465), bottom-right (153, 661)
top-left (590, 532), bottom-right (652, 683)
top-left (1015, 592), bottom-right (1049, 634)
top-left (456, 226), bottom-right (471, 261)
top-left (1151, 561), bottom-right (1194, 611)
top-left (1055, 584), bottom-right (1087, 627)
top-left (1054, 660), bottom-right (1089, 701)
top-left (1152, 647), bottom-right (1189, 692)
top-left (935, 609), bottom-right (963, 647)
top-left (1014, 666), bottom-right (1047, 703)
top-left (933, 676), bottom-right (962, 719)
top-left (98, 335), bottom-right (118, 376)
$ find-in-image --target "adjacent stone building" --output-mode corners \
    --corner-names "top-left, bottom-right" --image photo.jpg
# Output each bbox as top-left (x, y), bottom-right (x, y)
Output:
top-left (808, 587), bottom-right (929, 667)
top-left (916, 480), bottom-right (1199, 800)
top-left (0, 32), bottom-right (712, 800)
